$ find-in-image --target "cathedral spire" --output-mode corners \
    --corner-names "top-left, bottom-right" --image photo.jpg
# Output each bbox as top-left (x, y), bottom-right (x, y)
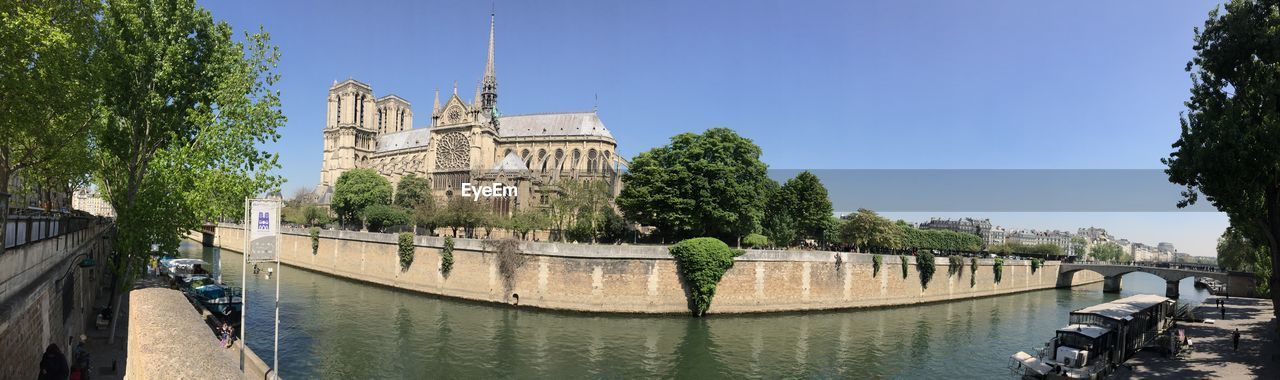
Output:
top-left (432, 88), bottom-right (440, 114)
top-left (478, 10), bottom-right (498, 115)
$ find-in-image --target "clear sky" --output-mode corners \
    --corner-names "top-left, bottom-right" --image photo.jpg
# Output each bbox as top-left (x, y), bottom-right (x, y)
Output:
top-left (198, 0), bottom-right (1230, 256)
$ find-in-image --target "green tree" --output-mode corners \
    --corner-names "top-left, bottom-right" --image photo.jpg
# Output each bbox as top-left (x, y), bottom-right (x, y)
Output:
top-left (393, 173), bottom-right (431, 209)
top-left (0, 0), bottom-right (100, 247)
top-left (440, 196), bottom-right (488, 238)
top-left (331, 168), bottom-right (392, 228)
top-left (838, 209), bottom-right (903, 252)
top-left (762, 178), bottom-right (797, 246)
top-left (778, 171), bottom-right (834, 246)
top-left (617, 128), bottom-right (771, 243)
top-left (410, 192), bottom-right (439, 235)
top-left (507, 208), bottom-right (548, 240)
top-left (302, 205), bottom-right (330, 226)
top-left (1088, 242), bottom-right (1124, 263)
top-left (1163, 0), bottom-right (1280, 317)
top-left (363, 204), bottom-right (410, 232)
top-left (90, 0), bottom-right (285, 343)
top-left (1218, 226), bottom-right (1272, 296)
top-left (551, 179), bottom-right (611, 242)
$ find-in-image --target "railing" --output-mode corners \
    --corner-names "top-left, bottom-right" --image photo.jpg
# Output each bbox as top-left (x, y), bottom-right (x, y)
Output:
top-left (3, 213), bottom-right (97, 250)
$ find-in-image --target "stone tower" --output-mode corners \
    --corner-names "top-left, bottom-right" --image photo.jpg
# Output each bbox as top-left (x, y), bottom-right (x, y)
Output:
top-left (320, 80), bottom-right (378, 187)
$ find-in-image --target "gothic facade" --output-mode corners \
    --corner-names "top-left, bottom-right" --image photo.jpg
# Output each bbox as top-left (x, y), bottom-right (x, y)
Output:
top-left (315, 13), bottom-right (623, 214)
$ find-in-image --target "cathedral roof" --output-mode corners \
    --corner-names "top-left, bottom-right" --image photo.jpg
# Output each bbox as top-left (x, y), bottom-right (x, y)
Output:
top-left (490, 152), bottom-right (531, 173)
top-left (376, 127), bottom-right (432, 153)
top-left (497, 112), bottom-right (613, 139)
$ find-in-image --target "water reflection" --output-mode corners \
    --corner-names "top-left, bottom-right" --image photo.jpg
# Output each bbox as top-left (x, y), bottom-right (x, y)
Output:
top-left (181, 241), bottom-right (1207, 379)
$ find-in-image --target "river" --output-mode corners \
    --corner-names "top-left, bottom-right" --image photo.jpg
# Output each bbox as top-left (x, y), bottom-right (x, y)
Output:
top-left (179, 240), bottom-right (1209, 379)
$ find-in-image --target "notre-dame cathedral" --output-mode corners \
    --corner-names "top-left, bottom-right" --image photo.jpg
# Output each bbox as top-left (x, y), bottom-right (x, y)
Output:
top-left (315, 12), bottom-right (624, 215)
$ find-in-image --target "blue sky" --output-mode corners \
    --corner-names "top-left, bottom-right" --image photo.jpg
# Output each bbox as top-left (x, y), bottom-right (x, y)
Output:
top-left (199, 0), bottom-right (1229, 255)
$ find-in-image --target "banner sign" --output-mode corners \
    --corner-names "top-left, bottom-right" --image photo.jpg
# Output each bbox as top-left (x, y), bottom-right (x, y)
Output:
top-left (245, 198), bottom-right (280, 262)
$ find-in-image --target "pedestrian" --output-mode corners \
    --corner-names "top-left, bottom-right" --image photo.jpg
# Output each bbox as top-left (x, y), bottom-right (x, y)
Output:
top-left (39, 343), bottom-right (68, 380)
top-left (1220, 305), bottom-right (1226, 319)
top-left (1232, 328), bottom-right (1240, 351)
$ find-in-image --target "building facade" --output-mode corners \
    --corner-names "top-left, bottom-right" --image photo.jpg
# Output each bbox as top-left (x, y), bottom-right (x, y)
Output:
top-left (72, 189), bottom-right (115, 218)
top-left (315, 13), bottom-right (625, 214)
top-left (918, 217), bottom-right (1005, 246)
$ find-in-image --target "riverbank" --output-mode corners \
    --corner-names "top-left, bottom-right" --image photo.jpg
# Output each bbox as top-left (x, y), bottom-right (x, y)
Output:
top-left (1116, 297), bottom-right (1277, 379)
top-left (195, 224), bottom-right (1102, 315)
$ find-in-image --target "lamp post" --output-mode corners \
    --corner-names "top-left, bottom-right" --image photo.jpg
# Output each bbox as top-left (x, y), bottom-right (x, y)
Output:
top-left (56, 252), bottom-right (98, 287)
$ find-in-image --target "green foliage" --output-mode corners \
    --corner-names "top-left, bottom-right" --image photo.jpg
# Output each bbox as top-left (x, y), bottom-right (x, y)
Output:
top-left (1088, 242), bottom-right (1125, 263)
top-left (439, 196), bottom-right (489, 238)
top-left (901, 227), bottom-right (982, 252)
top-left (441, 236), bottom-right (454, 275)
top-left (948, 255), bottom-right (964, 277)
top-left (0, 0), bottom-right (99, 244)
top-left (393, 174), bottom-right (431, 209)
top-left (1031, 258), bottom-right (1043, 273)
top-left (310, 227), bottom-right (319, 255)
top-left (916, 251), bottom-right (936, 289)
top-left (899, 255), bottom-right (908, 279)
top-left (89, 0), bottom-right (285, 291)
top-left (550, 179), bottom-right (613, 243)
top-left (506, 209), bottom-right (548, 240)
top-left (762, 179), bottom-right (797, 247)
top-left (772, 171), bottom-right (834, 245)
top-left (1163, 0), bottom-right (1280, 315)
top-left (484, 238), bottom-right (526, 293)
top-left (668, 237), bottom-right (743, 316)
top-left (1218, 226), bottom-right (1272, 297)
top-left (993, 258), bottom-right (1004, 283)
top-left (742, 233), bottom-right (769, 249)
top-left (970, 258), bottom-right (978, 287)
top-left (302, 205), bottom-right (331, 226)
top-left (363, 204), bottom-right (410, 232)
top-left (397, 232), bottom-right (414, 271)
top-left (332, 169), bottom-right (392, 227)
top-left (873, 254), bottom-right (883, 277)
top-left (618, 128), bottom-right (772, 242)
top-left (839, 209), bottom-right (904, 251)
top-left (411, 196), bottom-right (439, 235)
top-left (988, 242), bottom-right (1064, 257)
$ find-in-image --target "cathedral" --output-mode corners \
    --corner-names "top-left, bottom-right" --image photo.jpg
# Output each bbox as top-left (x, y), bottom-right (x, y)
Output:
top-left (315, 13), bottom-right (624, 215)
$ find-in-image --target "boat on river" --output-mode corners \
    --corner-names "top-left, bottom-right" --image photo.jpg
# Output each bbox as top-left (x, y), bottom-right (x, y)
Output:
top-left (161, 258), bottom-right (243, 317)
top-left (1010, 294), bottom-right (1176, 379)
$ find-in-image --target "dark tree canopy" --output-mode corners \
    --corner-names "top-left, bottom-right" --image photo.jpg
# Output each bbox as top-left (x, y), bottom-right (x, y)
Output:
top-left (1164, 0), bottom-right (1280, 315)
top-left (617, 128), bottom-right (771, 242)
top-left (776, 171), bottom-right (834, 245)
top-left (331, 169), bottom-right (392, 226)
top-left (393, 173), bottom-right (431, 209)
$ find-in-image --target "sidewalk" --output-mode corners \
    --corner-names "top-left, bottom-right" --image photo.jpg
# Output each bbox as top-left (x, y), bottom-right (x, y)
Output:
top-left (1116, 297), bottom-right (1278, 379)
top-left (79, 276), bottom-right (170, 379)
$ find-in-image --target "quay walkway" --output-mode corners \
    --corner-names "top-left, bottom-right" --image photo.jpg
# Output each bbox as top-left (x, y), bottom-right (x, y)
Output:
top-left (1116, 297), bottom-right (1277, 379)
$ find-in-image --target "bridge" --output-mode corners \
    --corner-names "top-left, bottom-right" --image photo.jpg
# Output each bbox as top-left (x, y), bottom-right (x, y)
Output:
top-left (1058, 263), bottom-right (1259, 299)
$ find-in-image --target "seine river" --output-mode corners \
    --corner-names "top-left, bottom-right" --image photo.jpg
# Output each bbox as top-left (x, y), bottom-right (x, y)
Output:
top-left (179, 240), bottom-right (1209, 379)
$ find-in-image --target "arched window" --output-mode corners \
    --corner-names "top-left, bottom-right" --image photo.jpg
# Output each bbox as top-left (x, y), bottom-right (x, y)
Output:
top-left (587, 149), bottom-right (599, 174)
top-left (522, 149), bottom-right (531, 168)
top-left (571, 149), bottom-right (581, 173)
top-left (555, 149), bottom-right (565, 174)
top-left (538, 149), bottom-right (548, 173)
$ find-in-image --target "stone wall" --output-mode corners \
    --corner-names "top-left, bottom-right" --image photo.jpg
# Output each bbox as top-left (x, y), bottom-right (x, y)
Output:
top-left (205, 224), bottom-right (1103, 314)
top-left (0, 223), bottom-right (112, 379)
top-left (126, 288), bottom-right (241, 380)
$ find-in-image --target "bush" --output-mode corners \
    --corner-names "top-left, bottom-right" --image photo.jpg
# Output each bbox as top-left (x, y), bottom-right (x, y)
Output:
top-left (993, 258), bottom-right (1004, 283)
top-left (900, 255), bottom-right (909, 279)
top-left (901, 227), bottom-right (982, 252)
top-left (441, 236), bottom-right (455, 276)
top-left (948, 255), bottom-right (963, 277)
top-left (669, 237), bottom-right (743, 316)
top-left (917, 251), bottom-right (936, 289)
top-left (1031, 258), bottom-right (1043, 273)
top-left (398, 232), bottom-right (415, 271)
top-left (970, 258), bottom-right (978, 287)
top-left (743, 233), bottom-right (769, 249)
top-left (873, 254), bottom-right (883, 277)
top-left (364, 204), bottom-right (410, 232)
top-left (310, 227), bottom-right (319, 255)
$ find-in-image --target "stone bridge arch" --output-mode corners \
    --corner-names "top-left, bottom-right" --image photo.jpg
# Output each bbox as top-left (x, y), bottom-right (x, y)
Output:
top-left (1057, 263), bottom-right (1231, 299)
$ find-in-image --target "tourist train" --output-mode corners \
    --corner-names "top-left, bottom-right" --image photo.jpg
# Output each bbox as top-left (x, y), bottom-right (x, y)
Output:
top-left (1010, 294), bottom-right (1176, 379)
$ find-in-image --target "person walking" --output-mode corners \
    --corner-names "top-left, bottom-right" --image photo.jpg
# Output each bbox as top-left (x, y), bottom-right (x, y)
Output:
top-left (1220, 304), bottom-right (1226, 319)
top-left (1232, 328), bottom-right (1240, 351)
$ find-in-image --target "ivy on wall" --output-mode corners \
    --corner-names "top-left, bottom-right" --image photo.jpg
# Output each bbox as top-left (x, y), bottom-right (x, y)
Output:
top-left (917, 251), bottom-right (935, 289)
top-left (947, 255), bottom-right (963, 277)
top-left (398, 232), bottom-right (415, 271)
top-left (872, 255), bottom-right (882, 278)
top-left (993, 258), bottom-right (1004, 283)
top-left (899, 255), bottom-right (908, 279)
top-left (1031, 258), bottom-right (1042, 274)
top-left (970, 258), bottom-right (978, 287)
top-left (441, 236), bottom-right (455, 276)
top-left (310, 227), bottom-right (320, 255)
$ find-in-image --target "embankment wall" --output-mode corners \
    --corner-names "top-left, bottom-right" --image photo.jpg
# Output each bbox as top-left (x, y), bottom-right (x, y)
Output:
top-left (200, 224), bottom-right (1103, 314)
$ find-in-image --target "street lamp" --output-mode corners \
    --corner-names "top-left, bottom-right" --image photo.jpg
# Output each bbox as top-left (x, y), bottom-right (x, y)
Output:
top-left (56, 252), bottom-right (98, 287)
